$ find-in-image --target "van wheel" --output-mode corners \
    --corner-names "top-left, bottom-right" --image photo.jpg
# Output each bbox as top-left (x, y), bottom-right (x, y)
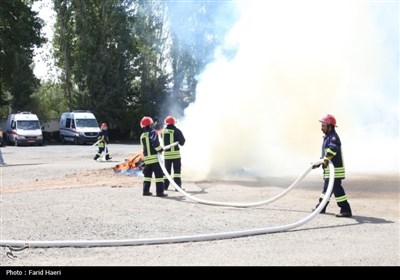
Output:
top-left (74, 137), bottom-right (79, 144)
top-left (61, 136), bottom-right (65, 145)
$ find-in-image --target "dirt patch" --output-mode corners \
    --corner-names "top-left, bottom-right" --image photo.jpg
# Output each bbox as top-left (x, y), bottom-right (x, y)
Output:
top-left (1, 168), bottom-right (142, 194)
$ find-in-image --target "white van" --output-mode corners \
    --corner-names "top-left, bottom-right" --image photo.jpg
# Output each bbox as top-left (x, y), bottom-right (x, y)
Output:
top-left (59, 110), bottom-right (100, 144)
top-left (6, 112), bottom-right (43, 146)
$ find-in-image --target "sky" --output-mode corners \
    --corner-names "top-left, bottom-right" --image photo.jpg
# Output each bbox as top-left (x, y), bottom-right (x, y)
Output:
top-left (32, 0), bottom-right (399, 179)
top-left (32, 0), bottom-right (57, 81)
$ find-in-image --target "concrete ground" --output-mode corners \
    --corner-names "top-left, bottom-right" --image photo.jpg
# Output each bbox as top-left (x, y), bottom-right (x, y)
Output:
top-left (0, 144), bottom-right (398, 267)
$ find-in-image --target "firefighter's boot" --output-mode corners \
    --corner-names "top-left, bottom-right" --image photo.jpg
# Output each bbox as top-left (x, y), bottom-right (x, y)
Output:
top-left (336, 201), bottom-right (352, 218)
top-left (143, 182), bottom-right (152, 196)
top-left (156, 181), bottom-right (167, 197)
top-left (313, 198), bottom-right (329, 214)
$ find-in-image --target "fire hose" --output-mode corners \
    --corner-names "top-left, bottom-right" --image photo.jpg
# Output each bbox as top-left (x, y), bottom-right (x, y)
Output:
top-left (158, 144), bottom-right (315, 208)
top-left (0, 148), bottom-right (333, 249)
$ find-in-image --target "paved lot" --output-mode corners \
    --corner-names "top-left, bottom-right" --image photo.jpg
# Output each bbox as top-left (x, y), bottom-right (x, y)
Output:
top-left (0, 144), bottom-right (398, 267)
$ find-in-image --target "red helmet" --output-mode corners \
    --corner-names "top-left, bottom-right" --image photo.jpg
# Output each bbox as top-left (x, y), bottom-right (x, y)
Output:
top-left (101, 123), bottom-right (108, 129)
top-left (140, 116), bottom-right (154, 128)
top-left (319, 114), bottom-right (337, 127)
top-left (164, 115), bottom-right (176, 125)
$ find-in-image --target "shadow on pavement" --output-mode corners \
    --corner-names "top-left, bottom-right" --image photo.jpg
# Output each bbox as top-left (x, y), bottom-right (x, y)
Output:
top-left (351, 215), bottom-right (394, 224)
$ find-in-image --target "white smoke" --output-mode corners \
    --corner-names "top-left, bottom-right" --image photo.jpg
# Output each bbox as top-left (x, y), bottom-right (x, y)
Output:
top-left (180, 0), bottom-right (399, 180)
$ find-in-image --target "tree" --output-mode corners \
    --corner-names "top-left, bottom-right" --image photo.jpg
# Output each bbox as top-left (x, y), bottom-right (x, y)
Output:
top-left (0, 0), bottom-right (45, 114)
top-left (53, 0), bottom-right (74, 109)
top-left (53, 0), bottom-right (140, 130)
top-left (129, 0), bottom-right (170, 128)
top-left (30, 81), bottom-right (68, 122)
top-left (165, 1), bottom-right (238, 116)
top-left (53, 0), bottom-right (172, 137)
top-left (50, 0), bottom-right (236, 139)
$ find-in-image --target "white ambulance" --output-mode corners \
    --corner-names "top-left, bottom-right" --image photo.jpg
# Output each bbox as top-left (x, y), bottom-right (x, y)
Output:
top-left (6, 112), bottom-right (43, 146)
top-left (59, 110), bottom-right (100, 144)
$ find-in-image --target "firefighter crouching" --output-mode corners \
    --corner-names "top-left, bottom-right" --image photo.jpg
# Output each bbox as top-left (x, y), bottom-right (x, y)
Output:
top-left (94, 123), bottom-right (111, 161)
top-left (140, 116), bottom-right (167, 197)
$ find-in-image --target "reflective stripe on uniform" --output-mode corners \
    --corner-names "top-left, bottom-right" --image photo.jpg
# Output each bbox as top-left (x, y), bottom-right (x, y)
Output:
top-left (162, 129), bottom-right (181, 159)
top-left (323, 166), bottom-right (345, 179)
top-left (155, 177), bottom-right (164, 183)
top-left (164, 151), bottom-right (181, 160)
top-left (98, 135), bottom-right (105, 148)
top-left (141, 132), bottom-right (159, 164)
top-left (325, 148), bottom-right (337, 157)
top-left (335, 195), bottom-right (348, 203)
top-left (164, 173), bottom-right (181, 180)
top-left (144, 177), bottom-right (152, 182)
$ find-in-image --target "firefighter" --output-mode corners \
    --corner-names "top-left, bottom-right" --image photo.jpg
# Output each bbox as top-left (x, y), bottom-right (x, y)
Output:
top-left (140, 116), bottom-right (167, 197)
top-left (161, 115), bottom-right (186, 191)
top-left (94, 123), bottom-right (111, 161)
top-left (312, 114), bottom-right (352, 217)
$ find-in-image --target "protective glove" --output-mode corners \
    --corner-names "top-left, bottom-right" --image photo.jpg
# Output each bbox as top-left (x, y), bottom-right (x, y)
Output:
top-left (323, 156), bottom-right (333, 167)
top-left (312, 162), bottom-right (322, 169)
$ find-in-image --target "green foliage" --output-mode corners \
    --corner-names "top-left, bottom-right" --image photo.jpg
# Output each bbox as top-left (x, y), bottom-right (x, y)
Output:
top-left (1, 0), bottom-right (234, 140)
top-left (52, 0), bottom-right (172, 138)
top-left (53, 0), bottom-right (141, 134)
top-left (0, 0), bottom-right (45, 113)
top-left (130, 1), bottom-right (170, 124)
top-left (30, 81), bottom-right (69, 122)
top-left (166, 1), bottom-right (235, 113)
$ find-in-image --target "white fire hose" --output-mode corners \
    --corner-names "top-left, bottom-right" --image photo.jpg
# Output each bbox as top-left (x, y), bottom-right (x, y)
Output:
top-left (158, 150), bottom-right (316, 207)
top-left (0, 145), bottom-right (333, 248)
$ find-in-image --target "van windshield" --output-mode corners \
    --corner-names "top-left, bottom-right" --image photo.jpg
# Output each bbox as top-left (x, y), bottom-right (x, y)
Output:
top-left (17, 120), bottom-right (40, 130)
top-left (75, 119), bottom-right (98, 128)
